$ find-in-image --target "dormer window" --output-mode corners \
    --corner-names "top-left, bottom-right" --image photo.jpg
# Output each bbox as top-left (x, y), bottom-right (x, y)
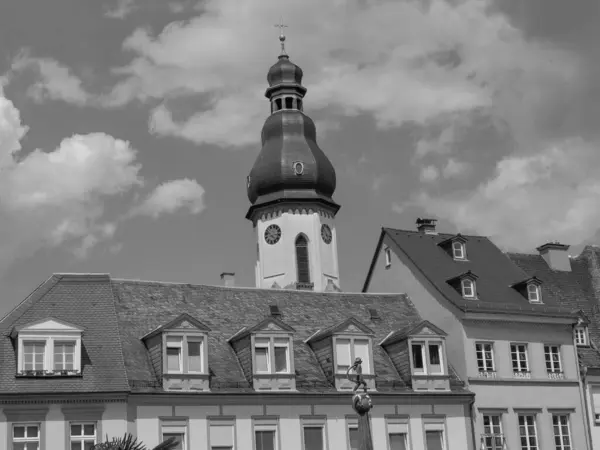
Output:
top-left (165, 335), bottom-right (204, 374)
top-left (527, 284), bottom-right (541, 303)
top-left (461, 279), bottom-right (475, 298)
top-left (254, 337), bottom-right (290, 374)
top-left (575, 326), bottom-right (588, 346)
top-left (452, 241), bottom-right (465, 260)
top-left (410, 341), bottom-right (444, 375)
top-left (334, 337), bottom-right (371, 375)
top-left (12, 318), bottom-right (84, 377)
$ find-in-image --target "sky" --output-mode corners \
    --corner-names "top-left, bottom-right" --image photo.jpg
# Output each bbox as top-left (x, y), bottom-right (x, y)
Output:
top-left (0, 0), bottom-right (598, 317)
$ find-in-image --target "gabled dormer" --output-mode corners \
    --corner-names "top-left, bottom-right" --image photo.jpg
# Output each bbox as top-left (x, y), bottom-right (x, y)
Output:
top-left (574, 314), bottom-right (590, 347)
top-left (305, 317), bottom-right (376, 392)
top-left (380, 320), bottom-right (450, 391)
top-left (447, 270), bottom-right (478, 299)
top-left (142, 313), bottom-right (211, 392)
top-left (11, 318), bottom-right (84, 377)
top-left (510, 276), bottom-right (543, 303)
top-left (438, 233), bottom-right (468, 260)
top-left (228, 316), bottom-right (296, 391)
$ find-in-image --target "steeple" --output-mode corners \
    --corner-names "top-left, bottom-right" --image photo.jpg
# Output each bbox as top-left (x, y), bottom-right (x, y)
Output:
top-left (246, 30), bottom-right (341, 293)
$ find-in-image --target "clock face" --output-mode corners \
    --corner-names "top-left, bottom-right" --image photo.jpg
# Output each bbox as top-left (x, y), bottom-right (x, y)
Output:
top-left (321, 224), bottom-right (332, 244)
top-left (264, 224), bottom-right (282, 245)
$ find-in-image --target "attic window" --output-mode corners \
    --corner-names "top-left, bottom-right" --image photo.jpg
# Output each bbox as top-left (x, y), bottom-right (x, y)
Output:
top-left (575, 326), bottom-right (588, 346)
top-left (527, 284), bottom-right (541, 303)
top-left (269, 305), bottom-right (282, 318)
top-left (254, 337), bottom-right (291, 374)
top-left (384, 247), bottom-right (392, 268)
top-left (452, 241), bottom-right (465, 260)
top-left (13, 318), bottom-right (84, 377)
top-left (368, 308), bottom-right (381, 321)
top-left (461, 279), bottom-right (476, 298)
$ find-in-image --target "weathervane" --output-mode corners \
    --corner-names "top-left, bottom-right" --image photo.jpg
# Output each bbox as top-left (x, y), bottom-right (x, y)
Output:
top-left (347, 358), bottom-right (374, 450)
top-left (274, 17), bottom-right (288, 57)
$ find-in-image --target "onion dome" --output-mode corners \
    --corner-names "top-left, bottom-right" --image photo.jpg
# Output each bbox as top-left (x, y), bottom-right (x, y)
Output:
top-left (246, 45), bottom-right (338, 220)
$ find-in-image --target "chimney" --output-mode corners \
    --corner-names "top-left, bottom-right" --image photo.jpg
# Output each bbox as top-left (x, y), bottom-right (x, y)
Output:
top-left (416, 218), bottom-right (437, 234)
top-left (536, 242), bottom-right (571, 272)
top-left (220, 272), bottom-right (236, 287)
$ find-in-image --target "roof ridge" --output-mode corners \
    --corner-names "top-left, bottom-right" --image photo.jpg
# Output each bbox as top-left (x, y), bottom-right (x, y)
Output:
top-left (0, 275), bottom-right (61, 329)
top-left (383, 227), bottom-right (485, 239)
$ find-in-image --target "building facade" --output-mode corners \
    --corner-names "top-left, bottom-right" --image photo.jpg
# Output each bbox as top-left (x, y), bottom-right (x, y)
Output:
top-left (363, 220), bottom-right (592, 450)
top-left (0, 45), bottom-right (476, 450)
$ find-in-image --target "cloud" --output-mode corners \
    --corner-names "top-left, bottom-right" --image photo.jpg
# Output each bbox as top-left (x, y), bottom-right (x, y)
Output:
top-left (406, 138), bottom-right (600, 249)
top-left (0, 87), bottom-right (205, 269)
top-left (132, 178), bottom-right (205, 219)
top-left (442, 158), bottom-right (471, 179)
top-left (105, 0), bottom-right (137, 19)
top-left (419, 165), bottom-right (439, 183)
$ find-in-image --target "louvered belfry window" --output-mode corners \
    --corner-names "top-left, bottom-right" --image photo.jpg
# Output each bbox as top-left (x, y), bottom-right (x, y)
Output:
top-left (295, 235), bottom-right (311, 283)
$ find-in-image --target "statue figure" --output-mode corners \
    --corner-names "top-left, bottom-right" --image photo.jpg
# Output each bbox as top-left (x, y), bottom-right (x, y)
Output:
top-left (347, 357), bottom-right (374, 450)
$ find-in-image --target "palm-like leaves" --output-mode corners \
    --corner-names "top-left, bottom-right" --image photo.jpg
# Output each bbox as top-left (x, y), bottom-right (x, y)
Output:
top-left (92, 433), bottom-right (179, 450)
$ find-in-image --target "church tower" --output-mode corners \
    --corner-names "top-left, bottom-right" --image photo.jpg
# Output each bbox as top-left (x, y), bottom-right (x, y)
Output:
top-left (246, 30), bottom-right (341, 292)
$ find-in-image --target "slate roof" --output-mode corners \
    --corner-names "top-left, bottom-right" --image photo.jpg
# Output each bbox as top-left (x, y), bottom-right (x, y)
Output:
top-left (509, 249), bottom-right (600, 369)
top-left (371, 228), bottom-right (577, 318)
top-left (0, 274), bottom-right (129, 394)
top-left (0, 273), bottom-right (469, 395)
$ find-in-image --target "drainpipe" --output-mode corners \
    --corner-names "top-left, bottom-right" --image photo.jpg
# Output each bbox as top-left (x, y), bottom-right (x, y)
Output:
top-left (574, 327), bottom-right (593, 450)
top-left (469, 397), bottom-right (478, 450)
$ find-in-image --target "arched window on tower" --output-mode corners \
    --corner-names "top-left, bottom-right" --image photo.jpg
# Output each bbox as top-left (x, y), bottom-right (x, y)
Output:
top-left (285, 97), bottom-right (294, 109)
top-left (275, 98), bottom-right (282, 111)
top-left (295, 235), bottom-right (311, 284)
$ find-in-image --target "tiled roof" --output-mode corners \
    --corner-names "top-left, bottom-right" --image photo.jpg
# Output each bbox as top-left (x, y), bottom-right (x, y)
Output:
top-left (0, 274), bottom-right (130, 394)
top-left (379, 228), bottom-right (577, 318)
top-left (112, 278), bottom-right (468, 393)
top-left (509, 249), bottom-right (600, 369)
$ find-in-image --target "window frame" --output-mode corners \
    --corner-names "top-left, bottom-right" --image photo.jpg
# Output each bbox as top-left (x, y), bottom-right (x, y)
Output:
top-left (12, 423), bottom-right (41, 449)
top-left (527, 284), bottom-right (541, 303)
top-left (253, 417), bottom-right (279, 450)
top-left (452, 241), bottom-right (465, 260)
top-left (160, 419), bottom-right (188, 450)
top-left (346, 416), bottom-right (360, 450)
top-left (295, 234), bottom-right (311, 284)
top-left (333, 336), bottom-right (373, 375)
top-left (163, 332), bottom-right (208, 375)
top-left (409, 340), bottom-right (446, 376)
top-left (552, 414), bottom-right (572, 450)
top-left (510, 343), bottom-right (530, 373)
top-left (384, 247), bottom-right (392, 268)
top-left (461, 278), bottom-right (476, 298)
top-left (574, 326), bottom-right (588, 346)
top-left (301, 416), bottom-right (327, 450)
top-left (517, 414), bottom-right (538, 450)
top-left (422, 416), bottom-right (447, 450)
top-left (475, 342), bottom-right (496, 373)
top-left (544, 345), bottom-right (562, 373)
top-left (18, 336), bottom-right (81, 375)
top-left (481, 414), bottom-right (504, 450)
top-left (69, 421), bottom-right (97, 450)
top-left (252, 335), bottom-right (293, 375)
top-left (386, 415), bottom-right (409, 450)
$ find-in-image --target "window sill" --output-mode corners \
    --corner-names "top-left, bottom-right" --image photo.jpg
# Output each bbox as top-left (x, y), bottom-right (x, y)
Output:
top-left (513, 371), bottom-right (531, 379)
top-left (16, 370), bottom-right (82, 378)
top-left (476, 371), bottom-right (497, 379)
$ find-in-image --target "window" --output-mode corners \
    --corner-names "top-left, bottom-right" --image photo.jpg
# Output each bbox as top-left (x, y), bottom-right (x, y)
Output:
top-left (162, 422), bottom-right (187, 450)
top-left (527, 284), bottom-right (541, 303)
top-left (552, 415), bottom-right (571, 450)
top-left (295, 235), bottom-right (311, 284)
top-left (23, 342), bottom-right (45, 371)
top-left (285, 97), bottom-right (294, 109)
top-left (411, 342), bottom-right (445, 375)
top-left (166, 336), bottom-right (182, 373)
top-left (209, 420), bottom-right (235, 450)
top-left (275, 98), bottom-right (282, 111)
top-left (482, 415), bottom-right (503, 450)
top-left (255, 430), bottom-right (276, 450)
top-left (70, 423), bottom-right (96, 450)
top-left (254, 337), bottom-right (291, 374)
top-left (335, 338), bottom-right (371, 374)
top-left (54, 342), bottom-right (75, 371)
top-left (187, 337), bottom-right (203, 373)
top-left (425, 430), bottom-right (444, 450)
top-left (510, 344), bottom-right (529, 373)
top-left (385, 247), bottom-right (392, 268)
top-left (303, 426), bottom-right (324, 450)
top-left (348, 426), bottom-right (359, 450)
top-left (544, 345), bottom-right (562, 373)
top-left (518, 415), bottom-right (538, 450)
top-left (575, 326), bottom-right (588, 346)
top-left (387, 418), bottom-right (409, 450)
top-left (476, 343), bottom-right (495, 372)
top-left (461, 279), bottom-right (475, 298)
top-left (452, 241), bottom-right (465, 259)
top-left (13, 424), bottom-right (40, 450)
top-left (298, 99), bottom-right (303, 111)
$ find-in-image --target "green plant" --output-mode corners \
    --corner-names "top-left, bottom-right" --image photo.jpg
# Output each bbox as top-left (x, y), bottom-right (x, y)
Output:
top-left (92, 433), bottom-right (179, 450)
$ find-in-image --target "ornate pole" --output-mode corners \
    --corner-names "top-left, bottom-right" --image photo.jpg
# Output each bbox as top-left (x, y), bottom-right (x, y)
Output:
top-left (347, 358), bottom-right (374, 450)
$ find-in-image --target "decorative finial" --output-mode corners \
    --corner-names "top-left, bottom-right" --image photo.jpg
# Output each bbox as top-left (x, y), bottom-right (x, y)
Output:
top-left (274, 17), bottom-right (288, 57)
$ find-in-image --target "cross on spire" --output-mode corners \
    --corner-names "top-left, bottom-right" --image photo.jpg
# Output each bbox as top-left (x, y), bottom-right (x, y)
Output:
top-left (274, 17), bottom-right (288, 56)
